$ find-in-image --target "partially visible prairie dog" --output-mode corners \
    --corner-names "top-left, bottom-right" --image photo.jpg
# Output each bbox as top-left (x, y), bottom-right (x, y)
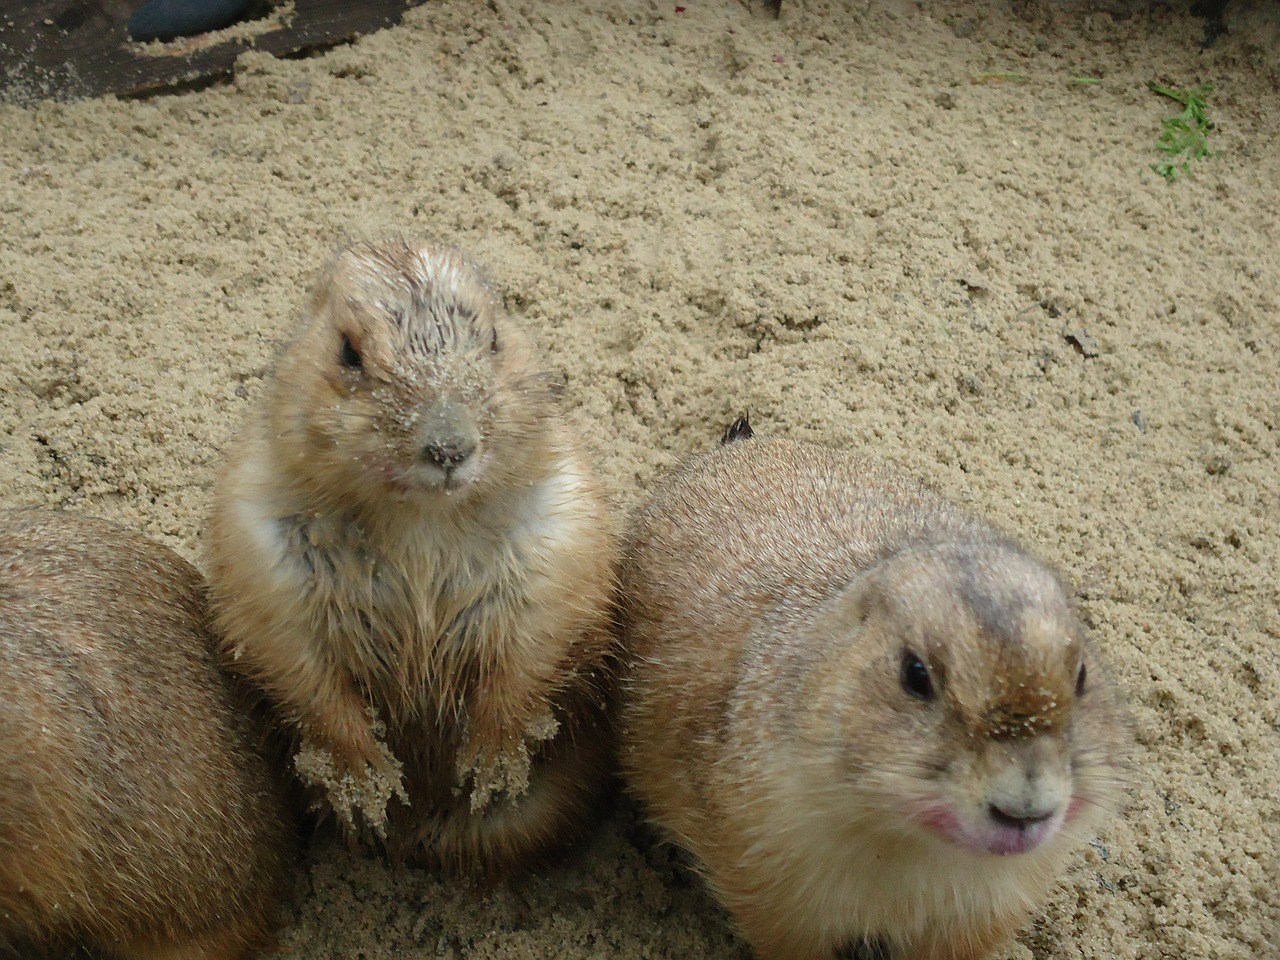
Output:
top-left (208, 238), bottom-right (619, 874)
top-left (620, 428), bottom-right (1128, 960)
top-left (0, 510), bottom-right (295, 960)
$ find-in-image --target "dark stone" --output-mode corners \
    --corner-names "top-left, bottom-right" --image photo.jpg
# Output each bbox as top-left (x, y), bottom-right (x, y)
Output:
top-left (128, 0), bottom-right (255, 42)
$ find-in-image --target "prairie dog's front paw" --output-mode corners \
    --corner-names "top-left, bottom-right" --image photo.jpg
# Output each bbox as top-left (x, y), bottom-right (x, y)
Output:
top-left (457, 709), bottom-right (560, 812)
top-left (295, 711), bottom-right (407, 836)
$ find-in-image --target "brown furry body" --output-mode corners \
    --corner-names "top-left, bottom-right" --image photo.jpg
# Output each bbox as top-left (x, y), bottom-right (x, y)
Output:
top-left (0, 510), bottom-right (295, 960)
top-left (620, 434), bottom-right (1128, 960)
top-left (208, 239), bottom-right (619, 875)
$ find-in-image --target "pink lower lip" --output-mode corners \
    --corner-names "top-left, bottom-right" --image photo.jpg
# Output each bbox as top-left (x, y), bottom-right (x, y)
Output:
top-left (984, 822), bottom-right (1053, 856)
top-left (916, 804), bottom-right (1063, 856)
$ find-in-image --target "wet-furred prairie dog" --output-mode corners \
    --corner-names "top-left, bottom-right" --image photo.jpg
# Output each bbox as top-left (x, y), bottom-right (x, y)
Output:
top-left (209, 238), bottom-right (619, 874)
top-left (620, 427), bottom-right (1128, 960)
top-left (0, 510), bottom-right (295, 960)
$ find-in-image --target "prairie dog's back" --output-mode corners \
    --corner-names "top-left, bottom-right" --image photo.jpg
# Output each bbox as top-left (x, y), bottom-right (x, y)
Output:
top-left (623, 437), bottom-right (992, 647)
top-left (0, 510), bottom-right (295, 960)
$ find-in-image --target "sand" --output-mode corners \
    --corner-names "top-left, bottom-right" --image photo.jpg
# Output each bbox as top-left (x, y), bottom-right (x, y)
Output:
top-left (1, 1), bottom-right (1277, 958)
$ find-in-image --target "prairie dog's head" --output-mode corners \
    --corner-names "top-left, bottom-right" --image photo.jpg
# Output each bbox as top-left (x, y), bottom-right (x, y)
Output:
top-left (271, 239), bottom-right (555, 503)
top-left (798, 540), bottom-right (1127, 860)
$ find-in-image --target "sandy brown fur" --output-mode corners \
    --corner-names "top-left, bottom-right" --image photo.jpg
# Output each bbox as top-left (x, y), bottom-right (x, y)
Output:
top-left (620, 434), bottom-right (1128, 960)
top-left (208, 238), bottom-right (619, 875)
top-left (0, 510), bottom-right (296, 960)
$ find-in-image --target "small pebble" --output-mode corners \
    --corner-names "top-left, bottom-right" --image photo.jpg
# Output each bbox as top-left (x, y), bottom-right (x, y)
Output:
top-left (1063, 328), bottom-right (1100, 358)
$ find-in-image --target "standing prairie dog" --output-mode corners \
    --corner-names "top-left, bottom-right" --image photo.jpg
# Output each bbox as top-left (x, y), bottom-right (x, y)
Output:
top-left (0, 510), bottom-right (295, 960)
top-left (208, 238), bottom-right (619, 874)
top-left (620, 425), bottom-right (1128, 960)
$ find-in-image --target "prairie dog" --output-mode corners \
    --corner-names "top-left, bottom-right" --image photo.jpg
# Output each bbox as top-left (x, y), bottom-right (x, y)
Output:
top-left (208, 238), bottom-right (619, 874)
top-left (0, 510), bottom-right (295, 960)
top-left (620, 428), bottom-right (1128, 960)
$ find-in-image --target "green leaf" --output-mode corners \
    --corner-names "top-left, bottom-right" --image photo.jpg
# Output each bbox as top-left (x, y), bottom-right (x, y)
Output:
top-left (1148, 80), bottom-right (1215, 180)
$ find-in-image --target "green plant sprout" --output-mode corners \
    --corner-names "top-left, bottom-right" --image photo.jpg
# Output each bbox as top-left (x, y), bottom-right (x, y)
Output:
top-left (1148, 81), bottom-right (1215, 180)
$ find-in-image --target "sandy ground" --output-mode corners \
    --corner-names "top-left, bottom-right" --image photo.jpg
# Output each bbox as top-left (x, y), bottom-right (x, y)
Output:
top-left (2, 1), bottom-right (1278, 958)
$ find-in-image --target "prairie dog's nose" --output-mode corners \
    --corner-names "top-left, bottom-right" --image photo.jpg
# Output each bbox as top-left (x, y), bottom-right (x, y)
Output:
top-left (418, 401), bottom-right (479, 472)
top-left (422, 438), bottom-right (476, 470)
top-left (985, 737), bottom-right (1069, 828)
top-left (987, 802), bottom-right (1055, 830)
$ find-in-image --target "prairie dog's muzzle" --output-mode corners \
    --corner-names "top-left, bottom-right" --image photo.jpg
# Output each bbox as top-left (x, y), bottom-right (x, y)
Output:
top-left (418, 399), bottom-right (481, 472)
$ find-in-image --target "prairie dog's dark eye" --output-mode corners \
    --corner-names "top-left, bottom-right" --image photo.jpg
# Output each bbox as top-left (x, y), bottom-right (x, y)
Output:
top-left (1075, 662), bottom-right (1087, 697)
top-left (340, 334), bottom-right (363, 370)
top-left (490, 327), bottom-right (500, 354)
top-left (900, 652), bottom-right (934, 701)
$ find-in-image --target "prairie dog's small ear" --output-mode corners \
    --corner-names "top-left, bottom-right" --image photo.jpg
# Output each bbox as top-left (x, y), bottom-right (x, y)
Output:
top-left (547, 377), bottom-right (567, 401)
top-left (818, 566), bottom-right (885, 637)
top-left (305, 273), bottom-right (330, 314)
top-left (304, 257), bottom-right (344, 320)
